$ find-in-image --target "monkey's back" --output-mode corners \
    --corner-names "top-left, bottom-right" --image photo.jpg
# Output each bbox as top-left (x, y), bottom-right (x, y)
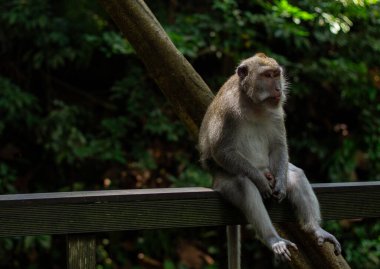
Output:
top-left (198, 74), bottom-right (243, 170)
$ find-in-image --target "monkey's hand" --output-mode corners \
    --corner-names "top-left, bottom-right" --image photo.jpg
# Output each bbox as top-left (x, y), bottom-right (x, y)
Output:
top-left (264, 172), bottom-right (276, 189)
top-left (272, 180), bottom-right (286, 203)
top-left (314, 228), bottom-right (342, 255)
top-left (254, 175), bottom-right (273, 199)
top-left (267, 237), bottom-right (298, 262)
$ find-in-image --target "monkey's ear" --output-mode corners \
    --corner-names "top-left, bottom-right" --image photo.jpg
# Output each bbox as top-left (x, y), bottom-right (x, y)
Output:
top-left (236, 64), bottom-right (248, 79)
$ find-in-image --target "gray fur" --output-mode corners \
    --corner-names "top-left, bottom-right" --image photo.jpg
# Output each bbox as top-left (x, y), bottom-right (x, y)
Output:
top-left (198, 54), bottom-right (341, 264)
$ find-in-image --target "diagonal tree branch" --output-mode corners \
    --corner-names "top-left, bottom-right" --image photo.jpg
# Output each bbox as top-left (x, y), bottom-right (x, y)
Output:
top-left (98, 0), bottom-right (350, 268)
top-left (99, 0), bottom-right (213, 139)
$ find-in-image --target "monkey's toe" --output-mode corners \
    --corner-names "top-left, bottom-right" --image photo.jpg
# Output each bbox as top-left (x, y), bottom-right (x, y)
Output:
top-left (315, 229), bottom-right (341, 255)
top-left (272, 240), bottom-right (297, 262)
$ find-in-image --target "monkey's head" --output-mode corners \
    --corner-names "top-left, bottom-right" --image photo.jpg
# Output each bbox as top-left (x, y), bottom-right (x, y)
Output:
top-left (236, 53), bottom-right (287, 106)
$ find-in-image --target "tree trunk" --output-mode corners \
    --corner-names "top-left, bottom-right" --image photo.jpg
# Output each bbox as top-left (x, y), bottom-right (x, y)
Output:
top-left (98, 0), bottom-right (350, 268)
top-left (99, 0), bottom-right (213, 139)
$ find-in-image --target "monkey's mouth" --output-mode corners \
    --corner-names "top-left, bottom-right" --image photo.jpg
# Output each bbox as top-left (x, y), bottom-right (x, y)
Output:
top-left (269, 95), bottom-right (281, 100)
top-left (266, 96), bottom-right (281, 105)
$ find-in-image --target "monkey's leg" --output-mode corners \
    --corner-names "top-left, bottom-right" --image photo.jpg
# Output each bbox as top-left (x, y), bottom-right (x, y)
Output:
top-left (287, 163), bottom-right (342, 255)
top-left (213, 172), bottom-right (298, 262)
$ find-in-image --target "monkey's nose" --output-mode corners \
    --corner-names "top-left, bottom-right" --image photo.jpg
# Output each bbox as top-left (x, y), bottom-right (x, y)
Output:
top-left (273, 91), bottom-right (281, 99)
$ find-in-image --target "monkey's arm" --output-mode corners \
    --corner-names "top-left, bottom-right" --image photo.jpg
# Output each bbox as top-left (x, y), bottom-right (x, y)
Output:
top-left (212, 146), bottom-right (273, 198)
top-left (269, 142), bottom-right (288, 202)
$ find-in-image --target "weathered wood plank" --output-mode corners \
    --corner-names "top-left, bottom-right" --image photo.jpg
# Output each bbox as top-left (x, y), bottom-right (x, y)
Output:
top-left (0, 182), bottom-right (379, 238)
top-left (67, 234), bottom-right (96, 269)
top-left (0, 187), bottom-right (216, 204)
top-left (227, 225), bottom-right (241, 269)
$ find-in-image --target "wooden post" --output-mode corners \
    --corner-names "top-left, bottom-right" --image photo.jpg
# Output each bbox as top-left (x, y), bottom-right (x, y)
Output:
top-left (227, 225), bottom-right (241, 269)
top-left (67, 234), bottom-right (96, 269)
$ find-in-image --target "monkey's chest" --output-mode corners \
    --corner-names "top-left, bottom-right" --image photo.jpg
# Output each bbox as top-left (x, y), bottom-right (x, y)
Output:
top-left (236, 124), bottom-right (272, 169)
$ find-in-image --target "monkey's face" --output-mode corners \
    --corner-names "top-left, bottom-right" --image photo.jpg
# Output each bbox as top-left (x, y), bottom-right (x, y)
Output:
top-left (237, 54), bottom-right (287, 106)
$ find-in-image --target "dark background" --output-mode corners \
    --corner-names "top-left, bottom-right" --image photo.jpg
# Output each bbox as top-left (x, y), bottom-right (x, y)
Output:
top-left (1, 0), bottom-right (380, 268)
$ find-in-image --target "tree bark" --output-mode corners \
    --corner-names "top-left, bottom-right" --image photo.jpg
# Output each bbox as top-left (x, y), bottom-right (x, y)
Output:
top-left (99, 0), bottom-right (213, 139)
top-left (98, 0), bottom-right (350, 268)
top-left (277, 223), bottom-right (350, 269)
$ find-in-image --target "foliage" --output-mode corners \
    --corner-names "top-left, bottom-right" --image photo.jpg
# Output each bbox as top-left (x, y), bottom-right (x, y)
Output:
top-left (0, 0), bottom-right (380, 268)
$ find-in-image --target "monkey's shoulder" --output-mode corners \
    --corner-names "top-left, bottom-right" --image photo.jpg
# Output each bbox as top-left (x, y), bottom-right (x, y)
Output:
top-left (205, 91), bottom-right (240, 122)
top-left (218, 74), bottom-right (239, 95)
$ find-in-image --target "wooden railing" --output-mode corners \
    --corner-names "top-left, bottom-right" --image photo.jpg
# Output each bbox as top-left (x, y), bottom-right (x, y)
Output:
top-left (1, 182), bottom-right (380, 268)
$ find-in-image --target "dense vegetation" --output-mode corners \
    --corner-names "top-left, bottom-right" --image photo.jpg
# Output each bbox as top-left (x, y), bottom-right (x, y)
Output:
top-left (1, 0), bottom-right (380, 268)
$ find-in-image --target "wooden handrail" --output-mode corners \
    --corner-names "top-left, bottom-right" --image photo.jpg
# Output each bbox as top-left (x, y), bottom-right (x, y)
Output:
top-left (1, 182), bottom-right (379, 238)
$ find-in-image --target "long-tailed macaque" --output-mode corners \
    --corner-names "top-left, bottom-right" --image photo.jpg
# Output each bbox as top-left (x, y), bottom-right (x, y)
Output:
top-left (198, 53), bottom-right (341, 263)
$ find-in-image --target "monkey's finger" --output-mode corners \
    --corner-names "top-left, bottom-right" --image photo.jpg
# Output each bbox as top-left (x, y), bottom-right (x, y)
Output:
top-left (274, 246), bottom-right (291, 262)
top-left (334, 245), bottom-right (342, 256)
top-left (278, 244), bottom-right (285, 253)
top-left (265, 174), bottom-right (276, 188)
top-left (328, 238), bottom-right (341, 255)
top-left (286, 241), bottom-right (298, 251)
top-left (328, 235), bottom-right (340, 246)
top-left (273, 192), bottom-right (285, 203)
top-left (335, 241), bottom-right (342, 255)
top-left (321, 233), bottom-right (341, 255)
top-left (280, 255), bottom-right (288, 263)
top-left (277, 194), bottom-right (285, 203)
top-left (317, 236), bottom-right (341, 255)
top-left (284, 246), bottom-right (292, 258)
top-left (282, 250), bottom-right (292, 262)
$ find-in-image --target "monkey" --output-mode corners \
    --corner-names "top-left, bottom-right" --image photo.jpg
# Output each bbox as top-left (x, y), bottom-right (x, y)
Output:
top-left (198, 53), bottom-right (341, 263)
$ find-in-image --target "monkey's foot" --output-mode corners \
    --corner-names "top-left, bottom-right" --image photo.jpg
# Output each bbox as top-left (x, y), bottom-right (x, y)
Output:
top-left (269, 237), bottom-right (298, 262)
top-left (314, 228), bottom-right (341, 255)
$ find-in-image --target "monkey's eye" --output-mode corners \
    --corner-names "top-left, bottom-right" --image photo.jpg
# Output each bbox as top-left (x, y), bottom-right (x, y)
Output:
top-left (273, 70), bottom-right (281, 77)
top-left (263, 72), bottom-right (272, 78)
top-left (262, 70), bottom-right (280, 78)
